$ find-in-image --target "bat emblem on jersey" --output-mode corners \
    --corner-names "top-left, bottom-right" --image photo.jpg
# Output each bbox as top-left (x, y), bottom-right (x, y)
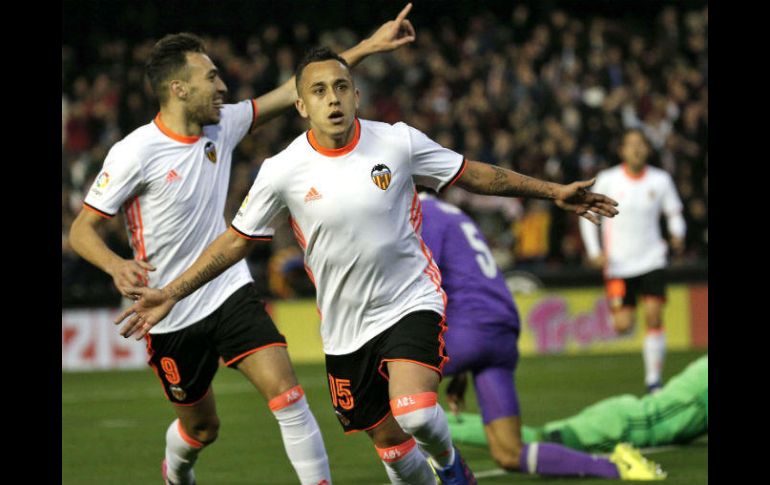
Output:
top-left (204, 142), bottom-right (217, 163)
top-left (169, 385), bottom-right (187, 401)
top-left (371, 164), bottom-right (392, 190)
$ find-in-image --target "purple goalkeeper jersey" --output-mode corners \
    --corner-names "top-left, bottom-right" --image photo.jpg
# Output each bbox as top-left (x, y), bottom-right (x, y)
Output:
top-left (420, 194), bottom-right (520, 334)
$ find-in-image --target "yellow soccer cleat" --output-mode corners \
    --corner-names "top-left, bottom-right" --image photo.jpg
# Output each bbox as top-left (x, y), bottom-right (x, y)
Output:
top-left (610, 443), bottom-right (667, 481)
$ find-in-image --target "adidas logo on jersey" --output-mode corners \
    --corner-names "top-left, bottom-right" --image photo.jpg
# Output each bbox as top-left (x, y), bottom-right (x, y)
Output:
top-left (304, 187), bottom-right (322, 202)
top-left (166, 170), bottom-right (181, 183)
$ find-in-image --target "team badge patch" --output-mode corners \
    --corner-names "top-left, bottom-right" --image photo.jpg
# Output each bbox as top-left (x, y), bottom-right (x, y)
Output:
top-left (204, 141), bottom-right (217, 163)
top-left (170, 385), bottom-right (187, 401)
top-left (371, 164), bottom-right (392, 190)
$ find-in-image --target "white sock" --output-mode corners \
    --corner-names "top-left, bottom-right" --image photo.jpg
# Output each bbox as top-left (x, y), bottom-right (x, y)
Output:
top-left (165, 419), bottom-right (204, 485)
top-left (391, 393), bottom-right (455, 469)
top-left (377, 437), bottom-right (437, 485)
top-left (643, 329), bottom-right (666, 386)
top-left (270, 386), bottom-right (332, 485)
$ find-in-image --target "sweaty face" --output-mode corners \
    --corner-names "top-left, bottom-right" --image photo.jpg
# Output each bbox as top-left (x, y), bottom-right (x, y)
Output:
top-left (296, 60), bottom-right (359, 142)
top-left (621, 131), bottom-right (649, 170)
top-left (182, 52), bottom-right (227, 126)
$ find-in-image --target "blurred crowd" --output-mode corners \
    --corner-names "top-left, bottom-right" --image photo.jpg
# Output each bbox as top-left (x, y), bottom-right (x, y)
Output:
top-left (62, 4), bottom-right (708, 302)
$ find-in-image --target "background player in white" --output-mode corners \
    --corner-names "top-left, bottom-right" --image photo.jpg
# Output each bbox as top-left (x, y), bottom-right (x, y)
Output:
top-left (68, 6), bottom-right (418, 484)
top-left (115, 46), bottom-right (619, 485)
top-left (579, 129), bottom-right (686, 392)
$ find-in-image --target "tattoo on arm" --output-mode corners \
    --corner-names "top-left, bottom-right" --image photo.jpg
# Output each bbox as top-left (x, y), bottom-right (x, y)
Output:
top-left (470, 164), bottom-right (556, 199)
top-left (168, 253), bottom-right (230, 301)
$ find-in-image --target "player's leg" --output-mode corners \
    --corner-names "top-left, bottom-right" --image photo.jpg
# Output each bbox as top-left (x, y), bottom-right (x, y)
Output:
top-left (383, 311), bottom-right (476, 484)
top-left (217, 284), bottom-right (330, 485)
top-left (146, 326), bottom-right (222, 485)
top-left (236, 347), bottom-right (331, 485)
top-left (640, 270), bottom-right (667, 392)
top-left (473, 366), bottom-right (620, 479)
top-left (325, 332), bottom-right (436, 484)
top-left (605, 278), bottom-right (637, 334)
top-left (165, 389), bottom-right (220, 485)
top-left (367, 414), bottom-right (439, 485)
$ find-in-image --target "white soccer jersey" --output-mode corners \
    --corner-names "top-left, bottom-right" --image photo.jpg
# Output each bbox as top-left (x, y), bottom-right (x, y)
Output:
top-left (579, 164), bottom-right (686, 279)
top-left (84, 100), bottom-right (260, 333)
top-left (232, 119), bottom-right (467, 355)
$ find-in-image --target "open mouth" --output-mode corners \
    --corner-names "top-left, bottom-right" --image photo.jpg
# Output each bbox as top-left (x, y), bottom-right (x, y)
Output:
top-left (328, 111), bottom-right (344, 123)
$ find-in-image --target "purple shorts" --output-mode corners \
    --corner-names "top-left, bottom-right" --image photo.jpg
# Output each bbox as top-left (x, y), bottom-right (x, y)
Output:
top-left (443, 326), bottom-right (520, 424)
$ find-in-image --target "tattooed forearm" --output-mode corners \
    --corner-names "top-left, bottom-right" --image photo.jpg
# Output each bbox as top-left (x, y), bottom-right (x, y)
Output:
top-left (460, 162), bottom-right (559, 199)
top-left (167, 253), bottom-right (230, 301)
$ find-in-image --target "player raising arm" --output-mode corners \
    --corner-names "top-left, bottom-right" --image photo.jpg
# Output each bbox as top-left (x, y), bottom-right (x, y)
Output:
top-left (116, 45), bottom-right (617, 485)
top-left (68, 5), bottom-right (417, 485)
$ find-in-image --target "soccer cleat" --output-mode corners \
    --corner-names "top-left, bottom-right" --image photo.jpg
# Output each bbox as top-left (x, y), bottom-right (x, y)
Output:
top-left (430, 446), bottom-right (477, 485)
top-left (646, 382), bottom-right (663, 394)
top-left (610, 443), bottom-right (667, 481)
top-left (162, 459), bottom-right (197, 485)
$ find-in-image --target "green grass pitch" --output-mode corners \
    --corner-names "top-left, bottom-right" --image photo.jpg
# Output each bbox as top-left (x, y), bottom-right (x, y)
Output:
top-left (62, 350), bottom-right (707, 484)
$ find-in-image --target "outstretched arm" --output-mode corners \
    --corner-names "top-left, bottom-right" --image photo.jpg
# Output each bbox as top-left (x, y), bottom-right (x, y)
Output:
top-left (455, 161), bottom-right (619, 225)
top-left (115, 228), bottom-right (257, 339)
top-left (252, 3), bottom-right (416, 127)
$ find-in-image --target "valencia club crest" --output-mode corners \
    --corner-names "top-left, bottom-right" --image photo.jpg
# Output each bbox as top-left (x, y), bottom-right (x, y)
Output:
top-left (204, 141), bottom-right (217, 163)
top-left (371, 164), bottom-right (392, 190)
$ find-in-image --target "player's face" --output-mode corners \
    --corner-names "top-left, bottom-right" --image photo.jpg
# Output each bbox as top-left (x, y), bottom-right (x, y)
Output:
top-left (183, 52), bottom-right (228, 126)
top-left (295, 60), bottom-right (359, 142)
top-left (621, 131), bottom-right (649, 170)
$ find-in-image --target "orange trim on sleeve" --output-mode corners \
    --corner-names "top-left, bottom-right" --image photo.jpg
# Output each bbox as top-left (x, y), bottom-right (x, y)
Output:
top-left (177, 420), bottom-right (206, 449)
top-left (154, 113), bottom-right (201, 144)
top-left (223, 342), bottom-right (288, 367)
top-left (441, 157), bottom-right (468, 192)
top-left (268, 385), bottom-right (305, 412)
top-left (229, 225), bottom-right (273, 241)
top-left (249, 99), bottom-right (259, 133)
top-left (376, 437), bottom-right (417, 462)
top-left (307, 118), bottom-right (361, 157)
top-left (390, 392), bottom-right (438, 416)
top-left (83, 202), bottom-right (114, 219)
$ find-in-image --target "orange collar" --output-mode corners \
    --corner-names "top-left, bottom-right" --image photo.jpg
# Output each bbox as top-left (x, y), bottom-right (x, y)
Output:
top-left (307, 118), bottom-right (361, 157)
top-left (154, 113), bottom-right (201, 144)
top-left (622, 163), bottom-right (647, 180)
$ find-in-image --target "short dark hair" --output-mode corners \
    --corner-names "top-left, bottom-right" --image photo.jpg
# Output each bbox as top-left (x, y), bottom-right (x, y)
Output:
top-left (295, 46), bottom-right (350, 91)
top-left (146, 33), bottom-right (206, 104)
top-left (621, 128), bottom-right (648, 145)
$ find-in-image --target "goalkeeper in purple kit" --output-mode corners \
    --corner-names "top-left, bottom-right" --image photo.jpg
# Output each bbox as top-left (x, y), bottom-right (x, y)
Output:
top-left (418, 188), bottom-right (666, 480)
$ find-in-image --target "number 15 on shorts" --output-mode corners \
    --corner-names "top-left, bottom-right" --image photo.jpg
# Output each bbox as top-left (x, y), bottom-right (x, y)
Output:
top-left (328, 374), bottom-right (354, 410)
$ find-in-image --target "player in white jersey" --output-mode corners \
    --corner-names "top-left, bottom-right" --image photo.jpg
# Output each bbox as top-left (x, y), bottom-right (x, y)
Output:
top-left (115, 46), bottom-right (619, 485)
top-left (579, 129), bottom-right (686, 392)
top-left (68, 7), bottom-right (418, 484)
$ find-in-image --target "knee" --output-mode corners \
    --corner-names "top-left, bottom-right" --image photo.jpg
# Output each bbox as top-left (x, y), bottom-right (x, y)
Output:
top-left (187, 417), bottom-right (220, 445)
top-left (612, 313), bottom-right (635, 334)
top-left (392, 405), bottom-right (437, 436)
top-left (490, 445), bottom-right (523, 471)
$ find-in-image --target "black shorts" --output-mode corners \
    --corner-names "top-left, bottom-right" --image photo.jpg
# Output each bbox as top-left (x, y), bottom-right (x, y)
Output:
top-left (325, 310), bottom-right (448, 434)
top-left (605, 269), bottom-right (666, 310)
top-left (145, 283), bottom-right (287, 405)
